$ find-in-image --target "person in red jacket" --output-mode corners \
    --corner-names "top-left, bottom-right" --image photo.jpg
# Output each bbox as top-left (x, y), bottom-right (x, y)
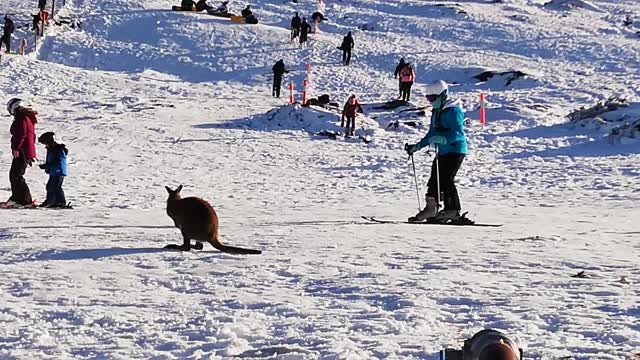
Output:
top-left (399, 63), bottom-right (415, 102)
top-left (6, 98), bottom-right (37, 206)
top-left (341, 94), bottom-right (363, 137)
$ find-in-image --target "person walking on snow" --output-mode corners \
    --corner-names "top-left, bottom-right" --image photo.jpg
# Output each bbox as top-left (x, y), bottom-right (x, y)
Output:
top-left (1, 15), bottom-right (15, 54)
top-left (405, 81), bottom-right (467, 223)
top-left (271, 59), bottom-right (289, 98)
top-left (37, 132), bottom-right (68, 208)
top-left (341, 94), bottom-right (363, 137)
top-left (6, 98), bottom-right (38, 206)
top-left (290, 12), bottom-right (301, 42)
top-left (299, 18), bottom-right (311, 47)
top-left (394, 57), bottom-right (406, 98)
top-left (399, 62), bottom-right (415, 101)
top-left (340, 31), bottom-right (354, 66)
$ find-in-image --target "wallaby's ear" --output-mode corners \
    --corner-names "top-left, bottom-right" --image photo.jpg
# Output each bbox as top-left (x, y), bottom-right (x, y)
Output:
top-left (165, 186), bottom-right (173, 194)
top-left (176, 184), bottom-right (183, 193)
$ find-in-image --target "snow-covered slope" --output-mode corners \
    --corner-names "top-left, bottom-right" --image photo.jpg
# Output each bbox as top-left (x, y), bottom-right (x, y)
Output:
top-left (0, 0), bottom-right (638, 358)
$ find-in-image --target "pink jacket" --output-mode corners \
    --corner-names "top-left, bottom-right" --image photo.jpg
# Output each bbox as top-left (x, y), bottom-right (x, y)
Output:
top-left (10, 108), bottom-right (38, 160)
top-left (399, 65), bottom-right (415, 83)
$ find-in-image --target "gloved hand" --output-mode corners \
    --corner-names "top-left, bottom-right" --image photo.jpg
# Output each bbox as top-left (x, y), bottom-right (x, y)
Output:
top-left (404, 143), bottom-right (419, 156)
top-left (12, 150), bottom-right (20, 159)
top-left (39, 163), bottom-right (47, 170)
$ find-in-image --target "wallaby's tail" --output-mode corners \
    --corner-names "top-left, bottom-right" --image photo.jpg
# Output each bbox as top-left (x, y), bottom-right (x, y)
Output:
top-left (210, 242), bottom-right (262, 255)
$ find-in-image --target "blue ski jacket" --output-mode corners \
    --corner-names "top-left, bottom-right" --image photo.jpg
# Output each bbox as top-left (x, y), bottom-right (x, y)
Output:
top-left (43, 143), bottom-right (68, 177)
top-left (416, 99), bottom-right (467, 155)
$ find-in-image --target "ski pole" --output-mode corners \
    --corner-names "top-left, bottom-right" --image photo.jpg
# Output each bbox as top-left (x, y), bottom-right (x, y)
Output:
top-left (410, 154), bottom-right (421, 211)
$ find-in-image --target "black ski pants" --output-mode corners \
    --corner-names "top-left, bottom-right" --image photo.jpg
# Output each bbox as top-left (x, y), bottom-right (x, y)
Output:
top-left (1, 33), bottom-right (10, 53)
top-left (272, 75), bottom-right (283, 97)
top-left (400, 81), bottom-right (413, 101)
top-left (291, 27), bottom-right (300, 41)
top-left (45, 175), bottom-right (66, 206)
top-left (9, 154), bottom-right (32, 205)
top-left (426, 153), bottom-right (464, 211)
top-left (299, 32), bottom-right (308, 46)
top-left (342, 48), bottom-right (351, 65)
top-left (342, 116), bottom-right (355, 136)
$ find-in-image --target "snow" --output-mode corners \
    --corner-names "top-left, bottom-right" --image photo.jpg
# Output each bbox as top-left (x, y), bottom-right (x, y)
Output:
top-left (1, 0), bottom-right (639, 358)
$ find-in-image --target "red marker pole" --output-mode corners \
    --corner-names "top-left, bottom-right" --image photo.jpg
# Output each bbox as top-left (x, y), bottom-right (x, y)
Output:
top-left (313, 18), bottom-right (318, 34)
top-left (289, 83), bottom-right (294, 104)
top-left (479, 92), bottom-right (486, 127)
top-left (302, 79), bottom-right (308, 105)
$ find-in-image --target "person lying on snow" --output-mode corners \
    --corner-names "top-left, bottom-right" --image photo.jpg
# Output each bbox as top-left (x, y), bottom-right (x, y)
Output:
top-left (37, 132), bottom-right (68, 208)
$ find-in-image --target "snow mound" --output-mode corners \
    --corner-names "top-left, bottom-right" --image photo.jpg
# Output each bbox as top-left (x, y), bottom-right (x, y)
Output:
top-left (425, 67), bottom-right (540, 91)
top-left (543, 0), bottom-right (604, 12)
top-left (568, 97), bottom-right (640, 144)
top-left (236, 104), bottom-right (383, 142)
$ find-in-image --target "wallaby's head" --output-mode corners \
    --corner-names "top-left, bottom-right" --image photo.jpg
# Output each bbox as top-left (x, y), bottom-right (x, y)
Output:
top-left (165, 185), bottom-right (183, 202)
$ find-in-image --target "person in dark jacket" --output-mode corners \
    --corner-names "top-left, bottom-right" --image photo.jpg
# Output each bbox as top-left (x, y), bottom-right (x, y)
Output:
top-left (241, 5), bottom-right (252, 19)
top-left (341, 94), bottom-right (364, 137)
top-left (271, 59), bottom-right (289, 98)
top-left (195, 0), bottom-right (214, 12)
top-left (1, 16), bottom-right (15, 54)
top-left (6, 98), bottom-right (37, 206)
top-left (299, 18), bottom-right (311, 47)
top-left (290, 12), bottom-right (301, 42)
top-left (393, 57), bottom-right (406, 98)
top-left (38, 132), bottom-right (68, 208)
top-left (311, 12), bottom-right (326, 23)
top-left (180, 0), bottom-right (195, 10)
top-left (340, 31), bottom-right (354, 66)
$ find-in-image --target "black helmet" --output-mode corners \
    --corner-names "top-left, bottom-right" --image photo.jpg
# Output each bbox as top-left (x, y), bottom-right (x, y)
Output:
top-left (38, 131), bottom-right (55, 145)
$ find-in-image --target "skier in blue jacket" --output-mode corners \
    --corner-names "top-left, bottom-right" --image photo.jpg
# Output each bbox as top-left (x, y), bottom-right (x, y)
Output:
top-left (38, 132), bottom-right (68, 208)
top-left (405, 80), bottom-right (467, 223)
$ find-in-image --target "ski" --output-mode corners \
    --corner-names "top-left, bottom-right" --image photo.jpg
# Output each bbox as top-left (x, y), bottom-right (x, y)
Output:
top-left (0, 202), bottom-right (73, 210)
top-left (361, 216), bottom-right (502, 227)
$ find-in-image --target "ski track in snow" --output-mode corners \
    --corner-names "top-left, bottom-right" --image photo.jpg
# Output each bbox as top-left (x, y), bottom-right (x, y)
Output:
top-left (0, 0), bottom-right (638, 358)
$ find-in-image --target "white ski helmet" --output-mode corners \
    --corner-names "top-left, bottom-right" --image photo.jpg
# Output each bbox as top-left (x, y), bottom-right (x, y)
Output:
top-left (6, 98), bottom-right (23, 115)
top-left (424, 80), bottom-right (448, 96)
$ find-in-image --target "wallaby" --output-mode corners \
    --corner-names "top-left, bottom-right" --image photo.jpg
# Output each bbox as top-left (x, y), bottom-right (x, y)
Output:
top-left (164, 185), bottom-right (262, 255)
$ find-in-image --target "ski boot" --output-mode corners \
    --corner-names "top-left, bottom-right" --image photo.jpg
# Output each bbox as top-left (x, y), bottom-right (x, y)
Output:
top-left (408, 196), bottom-right (437, 223)
top-left (428, 209), bottom-right (461, 224)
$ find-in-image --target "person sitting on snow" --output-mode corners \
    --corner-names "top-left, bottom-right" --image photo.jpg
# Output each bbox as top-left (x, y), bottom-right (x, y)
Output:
top-left (37, 132), bottom-right (68, 208)
top-left (180, 0), bottom-right (195, 10)
top-left (241, 5), bottom-right (252, 19)
top-left (405, 80), bottom-right (467, 223)
top-left (195, 0), bottom-right (214, 12)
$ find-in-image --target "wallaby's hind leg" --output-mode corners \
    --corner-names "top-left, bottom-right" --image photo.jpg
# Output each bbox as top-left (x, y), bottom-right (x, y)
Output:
top-left (165, 235), bottom-right (194, 251)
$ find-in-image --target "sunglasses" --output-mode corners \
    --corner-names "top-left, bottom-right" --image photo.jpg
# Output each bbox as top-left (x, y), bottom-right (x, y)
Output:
top-left (425, 95), bottom-right (437, 103)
